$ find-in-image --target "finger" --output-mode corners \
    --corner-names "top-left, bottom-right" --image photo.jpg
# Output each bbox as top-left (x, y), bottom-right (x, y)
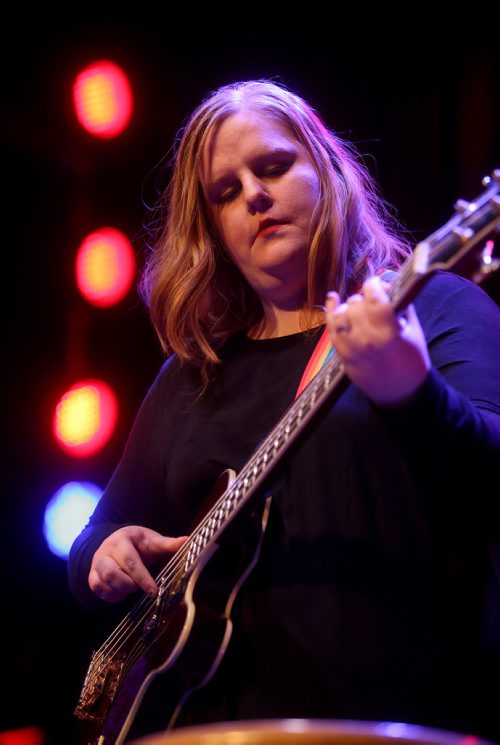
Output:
top-left (114, 545), bottom-right (159, 597)
top-left (361, 276), bottom-right (400, 334)
top-left (363, 275), bottom-right (389, 303)
top-left (89, 562), bottom-right (137, 602)
top-left (332, 301), bottom-right (348, 317)
top-left (333, 304), bottom-right (350, 330)
top-left (114, 534), bottom-right (188, 596)
top-left (149, 535), bottom-right (188, 556)
top-left (398, 303), bottom-right (419, 333)
top-left (325, 290), bottom-right (340, 314)
top-left (346, 293), bottom-right (363, 305)
top-left (326, 301), bottom-right (352, 335)
top-left (332, 322), bottom-right (351, 336)
top-left (404, 303), bottom-right (418, 324)
top-left (91, 579), bottom-right (130, 603)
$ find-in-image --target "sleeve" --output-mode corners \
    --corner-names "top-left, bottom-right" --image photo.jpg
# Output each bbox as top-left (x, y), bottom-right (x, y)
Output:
top-left (377, 271), bottom-right (500, 526)
top-left (67, 355), bottom-right (181, 612)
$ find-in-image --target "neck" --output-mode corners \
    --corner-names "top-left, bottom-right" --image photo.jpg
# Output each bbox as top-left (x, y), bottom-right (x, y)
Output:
top-left (249, 304), bottom-right (325, 340)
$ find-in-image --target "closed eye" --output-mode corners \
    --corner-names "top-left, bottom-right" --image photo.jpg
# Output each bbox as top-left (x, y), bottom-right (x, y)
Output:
top-left (216, 185), bottom-right (240, 204)
top-left (210, 153), bottom-right (295, 205)
top-left (216, 164), bottom-right (290, 203)
top-left (262, 163), bottom-right (289, 177)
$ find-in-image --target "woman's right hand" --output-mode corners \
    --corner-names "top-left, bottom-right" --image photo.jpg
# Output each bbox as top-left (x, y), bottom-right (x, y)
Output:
top-left (325, 276), bottom-right (431, 407)
top-left (88, 525), bottom-right (187, 603)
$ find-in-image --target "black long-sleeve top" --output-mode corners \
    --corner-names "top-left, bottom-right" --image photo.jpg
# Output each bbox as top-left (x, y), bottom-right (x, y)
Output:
top-left (69, 272), bottom-right (500, 739)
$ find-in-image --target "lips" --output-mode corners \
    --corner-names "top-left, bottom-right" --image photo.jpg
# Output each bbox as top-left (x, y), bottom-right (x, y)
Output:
top-left (255, 218), bottom-right (288, 240)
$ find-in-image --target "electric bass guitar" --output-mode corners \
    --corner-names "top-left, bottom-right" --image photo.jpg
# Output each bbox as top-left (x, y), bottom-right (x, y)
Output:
top-left (74, 171), bottom-right (500, 744)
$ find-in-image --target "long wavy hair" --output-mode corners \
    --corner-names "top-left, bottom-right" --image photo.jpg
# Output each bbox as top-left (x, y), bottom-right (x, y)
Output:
top-left (140, 80), bottom-right (411, 387)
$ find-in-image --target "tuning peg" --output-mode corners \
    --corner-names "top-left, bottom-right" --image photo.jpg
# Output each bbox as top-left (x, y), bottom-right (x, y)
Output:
top-left (483, 169), bottom-right (500, 186)
top-left (454, 199), bottom-right (476, 214)
top-left (453, 226), bottom-right (475, 243)
top-left (471, 240), bottom-right (500, 284)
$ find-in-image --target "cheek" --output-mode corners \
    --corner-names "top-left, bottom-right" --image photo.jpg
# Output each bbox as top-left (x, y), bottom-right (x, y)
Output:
top-left (289, 169), bottom-right (321, 216)
top-left (305, 170), bottom-right (321, 205)
top-left (209, 206), bottom-right (231, 246)
top-left (212, 208), bottom-right (245, 264)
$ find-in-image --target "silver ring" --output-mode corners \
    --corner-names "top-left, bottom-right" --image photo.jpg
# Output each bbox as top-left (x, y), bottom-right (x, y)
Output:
top-left (335, 321), bottom-right (351, 333)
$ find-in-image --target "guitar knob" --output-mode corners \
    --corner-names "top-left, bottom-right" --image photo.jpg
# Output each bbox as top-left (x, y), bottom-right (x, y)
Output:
top-left (483, 169), bottom-right (500, 186)
top-left (452, 226), bottom-right (475, 243)
top-left (454, 198), bottom-right (475, 213)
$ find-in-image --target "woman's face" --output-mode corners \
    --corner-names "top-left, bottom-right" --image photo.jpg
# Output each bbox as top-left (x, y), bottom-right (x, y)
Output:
top-left (201, 109), bottom-right (321, 309)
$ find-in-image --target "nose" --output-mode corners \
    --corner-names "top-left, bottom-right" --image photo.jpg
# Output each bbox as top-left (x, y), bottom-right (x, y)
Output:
top-left (242, 174), bottom-right (273, 214)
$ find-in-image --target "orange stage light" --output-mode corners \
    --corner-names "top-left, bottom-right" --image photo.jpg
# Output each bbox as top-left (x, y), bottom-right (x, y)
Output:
top-left (53, 379), bottom-right (118, 457)
top-left (73, 60), bottom-right (133, 139)
top-left (75, 227), bottom-right (136, 307)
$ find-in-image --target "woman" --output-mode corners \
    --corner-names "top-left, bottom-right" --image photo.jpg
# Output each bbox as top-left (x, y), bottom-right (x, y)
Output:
top-left (69, 80), bottom-right (500, 739)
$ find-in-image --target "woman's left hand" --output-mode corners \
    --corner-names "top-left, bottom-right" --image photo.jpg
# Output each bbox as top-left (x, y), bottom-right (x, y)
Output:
top-left (325, 275), bottom-right (431, 407)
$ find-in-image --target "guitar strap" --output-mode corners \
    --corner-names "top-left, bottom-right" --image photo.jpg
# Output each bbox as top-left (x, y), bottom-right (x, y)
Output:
top-left (295, 271), bottom-right (397, 399)
top-left (295, 325), bottom-right (333, 399)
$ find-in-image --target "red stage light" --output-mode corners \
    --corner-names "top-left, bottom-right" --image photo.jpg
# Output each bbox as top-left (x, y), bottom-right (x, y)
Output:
top-left (73, 60), bottom-right (133, 139)
top-left (75, 227), bottom-right (136, 307)
top-left (53, 379), bottom-right (118, 457)
top-left (0, 726), bottom-right (45, 745)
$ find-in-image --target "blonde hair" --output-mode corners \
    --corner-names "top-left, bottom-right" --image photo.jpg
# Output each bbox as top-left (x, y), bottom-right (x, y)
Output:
top-left (140, 80), bottom-right (411, 386)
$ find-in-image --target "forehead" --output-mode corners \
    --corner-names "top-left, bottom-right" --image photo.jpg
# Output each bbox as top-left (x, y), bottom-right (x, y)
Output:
top-left (201, 109), bottom-right (300, 180)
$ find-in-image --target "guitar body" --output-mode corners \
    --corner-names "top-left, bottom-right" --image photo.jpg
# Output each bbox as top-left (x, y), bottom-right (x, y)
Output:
top-left (74, 471), bottom-right (272, 745)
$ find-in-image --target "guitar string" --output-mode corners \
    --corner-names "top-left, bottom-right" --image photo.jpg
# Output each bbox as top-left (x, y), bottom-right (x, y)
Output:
top-left (82, 256), bottom-right (421, 695)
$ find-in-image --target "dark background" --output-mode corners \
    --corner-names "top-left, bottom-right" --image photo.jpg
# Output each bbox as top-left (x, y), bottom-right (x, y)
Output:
top-left (2, 10), bottom-right (499, 745)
